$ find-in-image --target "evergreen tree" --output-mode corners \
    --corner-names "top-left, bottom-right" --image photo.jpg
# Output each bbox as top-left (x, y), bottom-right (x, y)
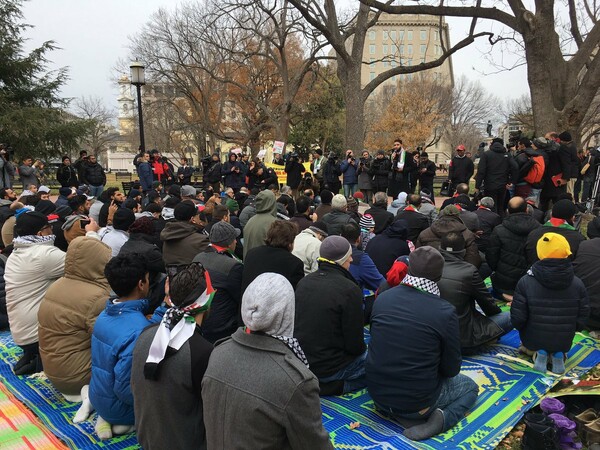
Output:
top-left (0, 0), bottom-right (90, 159)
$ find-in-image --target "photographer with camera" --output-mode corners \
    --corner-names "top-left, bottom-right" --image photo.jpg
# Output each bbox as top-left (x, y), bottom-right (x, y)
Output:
top-left (221, 152), bottom-right (244, 192)
top-left (323, 152), bottom-right (342, 194)
top-left (204, 154), bottom-right (223, 193)
top-left (285, 152), bottom-right (305, 197)
top-left (0, 145), bottom-right (15, 189)
top-left (340, 150), bottom-right (359, 198)
top-left (368, 150), bottom-right (392, 195)
top-left (357, 150), bottom-right (373, 203)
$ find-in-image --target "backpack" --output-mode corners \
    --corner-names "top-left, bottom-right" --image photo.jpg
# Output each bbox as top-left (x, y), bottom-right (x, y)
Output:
top-left (524, 155), bottom-right (545, 185)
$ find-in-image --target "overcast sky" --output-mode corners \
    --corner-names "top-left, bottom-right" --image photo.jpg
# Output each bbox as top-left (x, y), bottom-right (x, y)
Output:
top-left (21, 0), bottom-right (529, 120)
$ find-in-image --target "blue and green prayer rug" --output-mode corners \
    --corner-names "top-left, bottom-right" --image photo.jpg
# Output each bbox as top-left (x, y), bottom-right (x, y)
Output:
top-left (321, 329), bottom-right (600, 449)
top-left (0, 328), bottom-right (599, 449)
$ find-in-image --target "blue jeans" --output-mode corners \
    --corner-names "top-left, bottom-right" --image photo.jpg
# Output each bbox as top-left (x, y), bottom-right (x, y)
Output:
top-left (530, 188), bottom-right (542, 207)
top-left (89, 185), bottom-right (104, 197)
top-left (378, 374), bottom-right (478, 432)
top-left (343, 183), bottom-right (358, 198)
top-left (319, 351), bottom-right (367, 393)
top-left (489, 311), bottom-right (513, 334)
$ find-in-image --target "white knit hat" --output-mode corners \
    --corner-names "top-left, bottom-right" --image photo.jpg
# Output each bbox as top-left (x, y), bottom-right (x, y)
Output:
top-left (242, 273), bottom-right (295, 336)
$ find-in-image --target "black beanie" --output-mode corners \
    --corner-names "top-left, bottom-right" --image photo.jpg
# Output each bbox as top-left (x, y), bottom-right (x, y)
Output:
top-left (35, 200), bottom-right (57, 216)
top-left (320, 190), bottom-right (334, 205)
top-left (113, 208), bottom-right (136, 231)
top-left (15, 211), bottom-right (49, 237)
top-left (551, 199), bottom-right (577, 220)
top-left (558, 131), bottom-right (572, 142)
top-left (587, 216), bottom-right (600, 239)
top-left (174, 200), bottom-right (198, 221)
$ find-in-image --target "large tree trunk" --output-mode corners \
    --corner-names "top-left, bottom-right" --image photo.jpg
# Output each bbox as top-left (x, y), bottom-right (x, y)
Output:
top-left (338, 54), bottom-right (366, 153)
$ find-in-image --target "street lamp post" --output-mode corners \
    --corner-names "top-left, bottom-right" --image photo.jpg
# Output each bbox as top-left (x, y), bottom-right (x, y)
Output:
top-left (130, 61), bottom-right (146, 152)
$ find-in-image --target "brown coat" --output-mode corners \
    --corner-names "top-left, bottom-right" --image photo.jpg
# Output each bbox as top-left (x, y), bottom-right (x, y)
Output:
top-left (160, 221), bottom-right (209, 265)
top-left (415, 215), bottom-right (482, 268)
top-left (38, 237), bottom-right (111, 395)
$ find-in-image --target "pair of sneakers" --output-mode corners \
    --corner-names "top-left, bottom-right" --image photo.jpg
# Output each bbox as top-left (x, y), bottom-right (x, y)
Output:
top-left (533, 350), bottom-right (566, 374)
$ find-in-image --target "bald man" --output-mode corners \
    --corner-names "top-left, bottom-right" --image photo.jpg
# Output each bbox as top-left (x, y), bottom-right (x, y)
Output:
top-left (486, 197), bottom-right (541, 299)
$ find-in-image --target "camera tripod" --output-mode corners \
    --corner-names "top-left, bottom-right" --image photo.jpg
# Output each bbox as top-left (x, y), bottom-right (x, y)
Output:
top-left (586, 162), bottom-right (600, 214)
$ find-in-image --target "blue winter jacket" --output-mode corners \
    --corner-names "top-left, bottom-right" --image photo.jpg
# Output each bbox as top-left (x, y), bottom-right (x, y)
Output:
top-left (137, 162), bottom-right (154, 192)
top-left (348, 245), bottom-right (385, 291)
top-left (340, 159), bottom-right (358, 185)
top-left (89, 298), bottom-right (165, 425)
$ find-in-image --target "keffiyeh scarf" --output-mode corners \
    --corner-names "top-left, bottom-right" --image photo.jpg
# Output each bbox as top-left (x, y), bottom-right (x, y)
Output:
top-left (272, 335), bottom-right (309, 367)
top-left (144, 272), bottom-right (216, 380)
top-left (401, 274), bottom-right (440, 297)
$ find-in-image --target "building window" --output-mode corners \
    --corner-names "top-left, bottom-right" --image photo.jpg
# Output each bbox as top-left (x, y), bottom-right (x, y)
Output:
top-left (369, 30), bottom-right (376, 41)
top-left (383, 44), bottom-right (388, 54)
top-left (383, 60), bottom-right (389, 67)
top-left (434, 30), bottom-right (439, 41)
top-left (407, 44), bottom-right (413, 55)
top-left (407, 30), bottom-right (413, 40)
top-left (369, 58), bottom-right (375, 67)
top-left (420, 30), bottom-right (427, 41)
top-left (421, 57), bottom-right (426, 63)
top-left (370, 72), bottom-right (376, 81)
top-left (399, 30), bottom-right (405, 40)
top-left (369, 44), bottom-right (376, 54)
top-left (390, 30), bottom-right (397, 40)
top-left (383, 30), bottom-right (389, 40)
top-left (400, 44), bottom-right (404, 55)
top-left (407, 59), bottom-right (412, 66)
top-left (407, 73), bottom-right (413, 80)
top-left (420, 44), bottom-right (426, 54)
top-left (391, 60), bottom-right (397, 68)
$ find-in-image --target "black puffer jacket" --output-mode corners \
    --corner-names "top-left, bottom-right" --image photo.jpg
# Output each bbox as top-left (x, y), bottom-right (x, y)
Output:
top-left (573, 238), bottom-right (600, 329)
top-left (511, 258), bottom-right (589, 353)
top-left (487, 212), bottom-right (541, 292)
top-left (322, 210), bottom-right (356, 236)
top-left (438, 251), bottom-right (503, 352)
top-left (364, 204), bottom-right (394, 235)
top-left (368, 157), bottom-right (391, 191)
top-left (475, 142), bottom-right (518, 191)
top-left (474, 207), bottom-right (502, 253)
top-left (81, 161), bottom-right (106, 186)
top-left (365, 219), bottom-right (410, 276)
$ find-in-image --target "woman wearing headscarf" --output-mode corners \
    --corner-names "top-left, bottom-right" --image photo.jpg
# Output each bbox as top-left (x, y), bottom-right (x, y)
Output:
top-left (131, 263), bottom-right (215, 450)
top-left (202, 273), bottom-right (333, 450)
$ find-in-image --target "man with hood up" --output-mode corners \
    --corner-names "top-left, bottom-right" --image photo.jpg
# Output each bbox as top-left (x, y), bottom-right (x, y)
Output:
top-left (365, 191), bottom-right (394, 234)
top-left (242, 190), bottom-right (278, 259)
top-left (221, 153), bottom-right (244, 192)
top-left (366, 219), bottom-right (411, 276)
top-left (474, 139), bottom-right (518, 216)
top-left (416, 205), bottom-right (482, 268)
top-left (202, 273), bottom-right (333, 449)
top-left (512, 233), bottom-right (589, 374)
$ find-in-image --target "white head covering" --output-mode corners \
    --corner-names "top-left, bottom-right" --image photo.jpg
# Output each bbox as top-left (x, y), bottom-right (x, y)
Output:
top-left (242, 273), bottom-right (295, 336)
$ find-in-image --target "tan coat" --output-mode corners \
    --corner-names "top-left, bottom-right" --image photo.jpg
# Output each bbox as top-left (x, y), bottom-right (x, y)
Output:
top-left (38, 237), bottom-right (111, 395)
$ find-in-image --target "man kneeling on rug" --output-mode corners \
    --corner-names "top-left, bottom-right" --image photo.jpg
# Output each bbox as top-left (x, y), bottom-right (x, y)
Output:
top-left (366, 246), bottom-right (479, 441)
